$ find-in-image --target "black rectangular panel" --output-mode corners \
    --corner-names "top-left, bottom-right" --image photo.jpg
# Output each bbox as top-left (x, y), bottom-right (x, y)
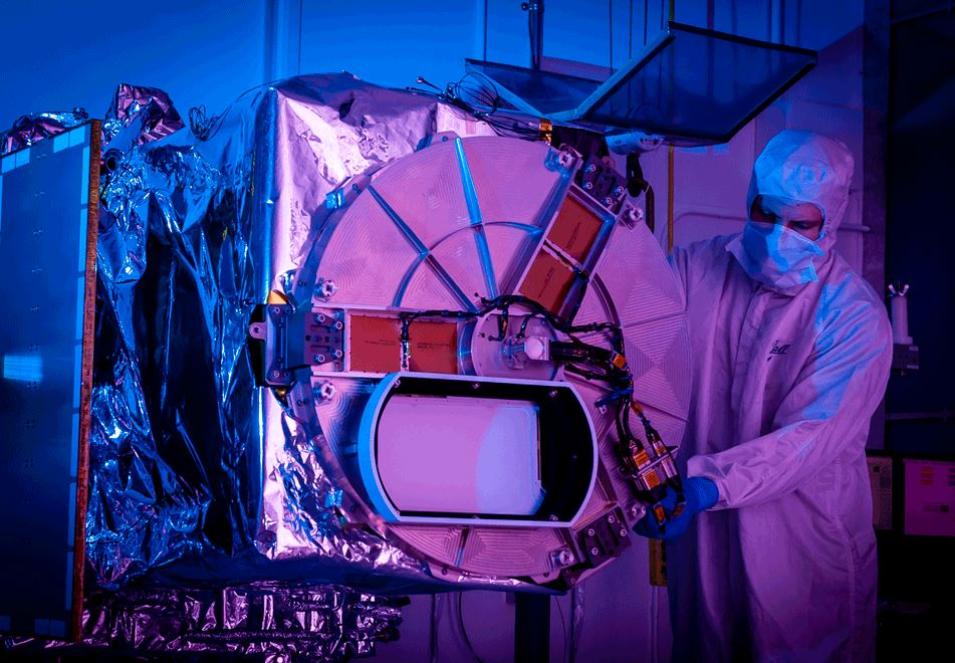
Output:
top-left (0, 122), bottom-right (99, 639)
top-left (467, 22), bottom-right (816, 145)
top-left (579, 23), bottom-right (817, 142)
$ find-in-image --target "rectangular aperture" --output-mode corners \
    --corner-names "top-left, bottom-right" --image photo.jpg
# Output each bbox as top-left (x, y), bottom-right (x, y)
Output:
top-left (348, 314), bottom-right (459, 374)
top-left (545, 194), bottom-right (604, 263)
top-left (518, 249), bottom-right (577, 315)
top-left (408, 321), bottom-right (458, 374)
top-left (348, 315), bottom-right (401, 373)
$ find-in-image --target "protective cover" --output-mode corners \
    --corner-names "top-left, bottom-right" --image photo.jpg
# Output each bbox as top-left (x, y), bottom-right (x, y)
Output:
top-left (90, 74), bottom-right (496, 592)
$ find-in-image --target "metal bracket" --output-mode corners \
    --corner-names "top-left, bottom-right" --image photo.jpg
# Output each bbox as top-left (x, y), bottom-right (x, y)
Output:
top-left (249, 304), bottom-right (345, 386)
top-left (578, 156), bottom-right (629, 213)
top-left (576, 508), bottom-right (630, 566)
top-left (305, 310), bottom-right (345, 368)
top-left (257, 304), bottom-right (293, 385)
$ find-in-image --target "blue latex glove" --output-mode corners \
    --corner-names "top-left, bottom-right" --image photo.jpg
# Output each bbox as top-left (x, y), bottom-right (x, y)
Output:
top-left (633, 477), bottom-right (719, 541)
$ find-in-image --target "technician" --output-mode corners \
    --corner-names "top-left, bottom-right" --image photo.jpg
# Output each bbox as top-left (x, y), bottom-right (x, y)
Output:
top-left (635, 130), bottom-right (892, 662)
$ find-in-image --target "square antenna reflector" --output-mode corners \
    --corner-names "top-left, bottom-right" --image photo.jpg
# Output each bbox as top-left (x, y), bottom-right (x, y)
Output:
top-left (466, 21), bottom-right (816, 145)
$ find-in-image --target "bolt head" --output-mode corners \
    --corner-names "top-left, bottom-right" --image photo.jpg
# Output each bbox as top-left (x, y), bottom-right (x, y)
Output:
top-left (315, 381), bottom-right (336, 401)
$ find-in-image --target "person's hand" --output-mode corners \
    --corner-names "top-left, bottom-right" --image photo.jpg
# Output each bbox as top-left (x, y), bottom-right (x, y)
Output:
top-left (633, 477), bottom-right (719, 541)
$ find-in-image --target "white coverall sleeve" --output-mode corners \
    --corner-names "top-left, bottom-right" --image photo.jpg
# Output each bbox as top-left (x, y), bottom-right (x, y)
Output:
top-left (687, 300), bottom-right (893, 509)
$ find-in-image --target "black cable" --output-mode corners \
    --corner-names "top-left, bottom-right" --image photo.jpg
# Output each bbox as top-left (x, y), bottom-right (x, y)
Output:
top-left (555, 593), bottom-right (569, 662)
top-left (295, 0), bottom-right (303, 75)
top-left (483, 0), bottom-right (488, 61)
top-left (608, 0), bottom-right (614, 69)
top-left (628, 0), bottom-right (634, 59)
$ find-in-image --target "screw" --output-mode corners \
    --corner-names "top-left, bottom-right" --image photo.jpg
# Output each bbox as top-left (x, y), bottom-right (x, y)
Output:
top-left (318, 280), bottom-right (338, 298)
top-left (607, 515), bottom-right (616, 524)
top-left (335, 321), bottom-right (344, 330)
top-left (583, 181), bottom-right (594, 190)
top-left (619, 529), bottom-right (628, 537)
top-left (587, 528), bottom-right (596, 536)
top-left (472, 382), bottom-right (480, 390)
top-left (334, 349), bottom-right (343, 359)
top-left (548, 389), bottom-right (558, 398)
top-left (557, 550), bottom-right (575, 566)
top-left (315, 381), bottom-right (336, 401)
top-left (590, 546), bottom-right (600, 556)
top-left (316, 354), bottom-right (326, 363)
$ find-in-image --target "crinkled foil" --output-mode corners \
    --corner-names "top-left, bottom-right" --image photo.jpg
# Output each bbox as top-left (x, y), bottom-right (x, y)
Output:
top-left (102, 82), bottom-right (185, 150)
top-left (1, 83), bottom-right (183, 158)
top-left (0, 107), bottom-right (89, 156)
top-left (5, 583), bottom-right (405, 661)
top-left (91, 73), bottom-right (530, 597)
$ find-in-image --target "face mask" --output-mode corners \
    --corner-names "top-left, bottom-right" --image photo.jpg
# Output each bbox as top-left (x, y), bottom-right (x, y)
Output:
top-left (728, 221), bottom-right (825, 289)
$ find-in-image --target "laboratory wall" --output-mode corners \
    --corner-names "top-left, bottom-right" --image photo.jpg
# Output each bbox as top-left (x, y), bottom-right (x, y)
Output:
top-left (0, 0), bottom-right (267, 130)
top-left (0, 2), bottom-right (875, 662)
top-left (886, 3), bottom-right (955, 455)
top-left (876, 4), bottom-right (955, 656)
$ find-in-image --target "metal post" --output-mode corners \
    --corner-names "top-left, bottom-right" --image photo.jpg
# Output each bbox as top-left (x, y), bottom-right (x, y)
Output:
top-left (514, 593), bottom-right (550, 663)
top-left (522, 0), bottom-right (545, 70)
